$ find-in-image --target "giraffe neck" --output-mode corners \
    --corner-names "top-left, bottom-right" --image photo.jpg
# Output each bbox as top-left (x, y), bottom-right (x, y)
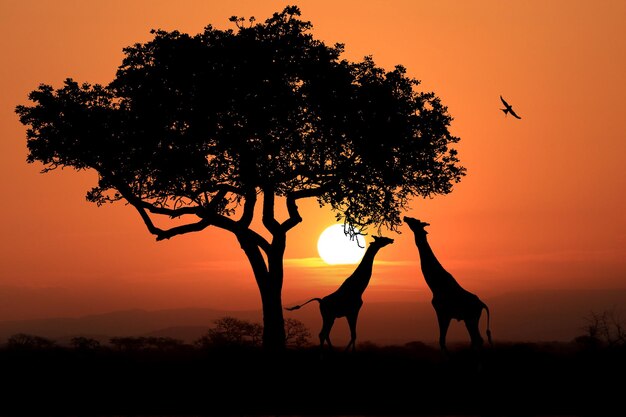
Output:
top-left (414, 235), bottom-right (458, 292)
top-left (341, 245), bottom-right (381, 294)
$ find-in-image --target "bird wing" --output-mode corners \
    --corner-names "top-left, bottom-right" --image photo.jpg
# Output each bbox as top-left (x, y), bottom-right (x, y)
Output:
top-left (500, 95), bottom-right (521, 118)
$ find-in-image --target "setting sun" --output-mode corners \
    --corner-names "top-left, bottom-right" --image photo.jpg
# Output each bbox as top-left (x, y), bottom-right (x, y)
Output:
top-left (317, 224), bottom-right (367, 265)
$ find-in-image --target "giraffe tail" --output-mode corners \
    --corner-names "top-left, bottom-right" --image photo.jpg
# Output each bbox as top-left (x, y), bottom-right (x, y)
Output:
top-left (284, 298), bottom-right (322, 311)
top-left (483, 303), bottom-right (493, 345)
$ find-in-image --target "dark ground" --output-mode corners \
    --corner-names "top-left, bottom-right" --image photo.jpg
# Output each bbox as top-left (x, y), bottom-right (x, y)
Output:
top-left (0, 340), bottom-right (623, 417)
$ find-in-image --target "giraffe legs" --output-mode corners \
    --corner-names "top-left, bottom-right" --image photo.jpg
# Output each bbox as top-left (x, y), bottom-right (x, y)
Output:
top-left (319, 316), bottom-right (335, 350)
top-left (345, 311), bottom-right (359, 352)
top-left (464, 316), bottom-right (484, 350)
top-left (436, 312), bottom-right (451, 355)
top-left (464, 314), bottom-right (488, 372)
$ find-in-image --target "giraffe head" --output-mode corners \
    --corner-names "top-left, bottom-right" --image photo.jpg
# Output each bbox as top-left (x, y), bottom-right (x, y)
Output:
top-left (371, 235), bottom-right (394, 248)
top-left (403, 216), bottom-right (430, 235)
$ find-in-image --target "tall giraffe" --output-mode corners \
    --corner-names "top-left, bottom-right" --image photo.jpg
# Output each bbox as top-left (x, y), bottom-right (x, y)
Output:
top-left (285, 235), bottom-right (394, 352)
top-left (403, 217), bottom-right (492, 353)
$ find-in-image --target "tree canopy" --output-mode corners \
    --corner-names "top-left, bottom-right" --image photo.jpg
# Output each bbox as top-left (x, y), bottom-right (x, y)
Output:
top-left (16, 5), bottom-right (464, 240)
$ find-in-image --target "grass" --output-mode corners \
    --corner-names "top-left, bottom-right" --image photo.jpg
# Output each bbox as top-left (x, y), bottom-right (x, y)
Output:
top-left (0, 339), bottom-right (623, 416)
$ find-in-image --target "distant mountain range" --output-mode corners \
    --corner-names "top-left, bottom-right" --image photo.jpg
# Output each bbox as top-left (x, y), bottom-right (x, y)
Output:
top-left (0, 289), bottom-right (624, 346)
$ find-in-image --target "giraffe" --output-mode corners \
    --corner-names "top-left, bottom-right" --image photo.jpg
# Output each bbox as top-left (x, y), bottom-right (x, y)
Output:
top-left (285, 235), bottom-right (394, 352)
top-left (403, 216), bottom-right (492, 354)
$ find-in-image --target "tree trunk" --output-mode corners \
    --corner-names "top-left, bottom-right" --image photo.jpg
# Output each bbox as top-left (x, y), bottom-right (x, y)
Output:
top-left (237, 231), bottom-right (287, 353)
top-left (260, 280), bottom-right (286, 352)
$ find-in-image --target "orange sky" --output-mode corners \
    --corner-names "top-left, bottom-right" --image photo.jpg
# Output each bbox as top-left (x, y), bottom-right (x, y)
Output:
top-left (1, 1), bottom-right (625, 323)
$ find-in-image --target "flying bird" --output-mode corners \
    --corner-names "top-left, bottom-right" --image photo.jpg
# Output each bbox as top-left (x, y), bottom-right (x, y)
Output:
top-left (500, 95), bottom-right (521, 119)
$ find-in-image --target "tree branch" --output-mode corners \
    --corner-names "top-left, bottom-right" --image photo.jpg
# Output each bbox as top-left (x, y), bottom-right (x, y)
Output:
top-left (142, 203), bottom-right (201, 218)
top-left (238, 187), bottom-right (257, 228)
top-left (262, 188), bottom-right (281, 234)
top-left (109, 177), bottom-right (228, 241)
top-left (154, 218), bottom-right (214, 241)
top-left (281, 193), bottom-right (302, 232)
top-left (131, 200), bottom-right (168, 237)
top-left (290, 185), bottom-right (327, 200)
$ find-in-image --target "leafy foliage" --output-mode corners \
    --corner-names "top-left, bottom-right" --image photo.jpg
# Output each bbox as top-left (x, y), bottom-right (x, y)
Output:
top-left (15, 5), bottom-right (464, 238)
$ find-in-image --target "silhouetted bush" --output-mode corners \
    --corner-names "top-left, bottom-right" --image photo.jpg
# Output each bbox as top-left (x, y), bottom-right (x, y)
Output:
top-left (578, 308), bottom-right (625, 349)
top-left (6, 333), bottom-right (56, 350)
top-left (109, 335), bottom-right (186, 352)
top-left (194, 316), bottom-right (263, 349)
top-left (70, 336), bottom-right (101, 351)
top-left (194, 316), bottom-right (312, 349)
top-left (284, 317), bottom-right (312, 348)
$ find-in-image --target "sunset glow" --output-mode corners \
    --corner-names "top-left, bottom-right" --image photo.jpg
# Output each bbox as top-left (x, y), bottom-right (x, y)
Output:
top-left (0, 1), bottom-right (625, 345)
top-left (317, 224), bottom-right (367, 265)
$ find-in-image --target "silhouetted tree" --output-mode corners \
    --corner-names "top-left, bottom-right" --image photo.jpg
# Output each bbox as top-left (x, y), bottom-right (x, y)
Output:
top-left (109, 336), bottom-right (148, 351)
top-left (195, 316), bottom-right (263, 348)
top-left (195, 316), bottom-right (310, 349)
top-left (284, 317), bottom-right (312, 348)
top-left (108, 336), bottom-right (186, 352)
top-left (6, 333), bottom-right (56, 350)
top-left (143, 336), bottom-right (186, 350)
top-left (15, 6), bottom-right (464, 351)
top-left (70, 336), bottom-right (101, 351)
top-left (576, 309), bottom-right (625, 349)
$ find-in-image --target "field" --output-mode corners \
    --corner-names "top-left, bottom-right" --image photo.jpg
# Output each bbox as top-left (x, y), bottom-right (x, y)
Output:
top-left (0, 339), bottom-right (623, 416)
